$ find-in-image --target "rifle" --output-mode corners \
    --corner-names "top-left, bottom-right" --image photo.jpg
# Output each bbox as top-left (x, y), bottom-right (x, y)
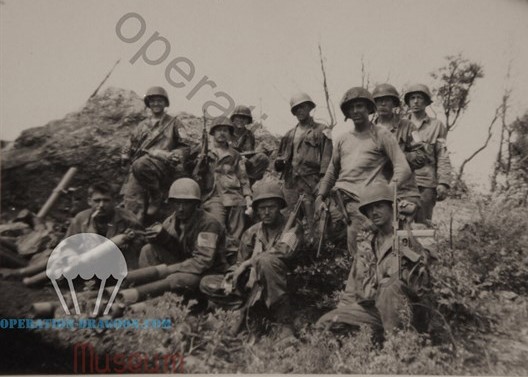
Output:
top-left (129, 116), bottom-right (178, 162)
top-left (316, 203), bottom-right (329, 258)
top-left (240, 148), bottom-right (278, 158)
top-left (392, 183), bottom-right (401, 281)
top-left (192, 112), bottom-right (209, 185)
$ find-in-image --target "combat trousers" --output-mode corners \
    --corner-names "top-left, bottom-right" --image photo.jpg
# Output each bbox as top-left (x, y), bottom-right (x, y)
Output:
top-left (416, 187), bottom-right (436, 223)
top-left (138, 243), bottom-right (201, 292)
top-left (283, 174), bottom-right (319, 235)
top-left (316, 276), bottom-right (414, 334)
top-left (327, 195), bottom-right (366, 258)
top-left (200, 253), bottom-right (289, 309)
top-left (245, 153), bottom-right (270, 184)
top-left (122, 155), bottom-right (168, 223)
top-left (203, 198), bottom-right (246, 258)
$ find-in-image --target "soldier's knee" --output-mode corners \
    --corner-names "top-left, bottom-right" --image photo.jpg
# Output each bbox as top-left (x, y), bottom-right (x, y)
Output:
top-left (255, 253), bottom-right (282, 270)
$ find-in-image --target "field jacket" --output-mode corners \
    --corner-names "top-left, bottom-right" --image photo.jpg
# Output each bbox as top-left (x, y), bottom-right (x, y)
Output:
top-left (277, 118), bottom-right (333, 186)
top-left (153, 209), bottom-right (229, 275)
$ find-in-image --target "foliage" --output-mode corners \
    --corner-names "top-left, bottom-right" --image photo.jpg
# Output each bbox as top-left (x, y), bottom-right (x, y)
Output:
top-left (430, 54), bottom-right (484, 132)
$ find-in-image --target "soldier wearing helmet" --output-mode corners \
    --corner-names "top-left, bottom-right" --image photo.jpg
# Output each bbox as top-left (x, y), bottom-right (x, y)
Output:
top-left (317, 182), bottom-right (431, 336)
top-left (200, 180), bottom-right (303, 338)
top-left (230, 105), bottom-right (270, 184)
top-left (404, 84), bottom-right (453, 223)
top-left (138, 178), bottom-right (228, 294)
top-left (121, 86), bottom-right (188, 224)
top-left (192, 116), bottom-right (252, 259)
top-left (316, 87), bottom-right (411, 257)
top-left (275, 93), bottom-right (333, 239)
top-left (372, 83), bottom-right (429, 222)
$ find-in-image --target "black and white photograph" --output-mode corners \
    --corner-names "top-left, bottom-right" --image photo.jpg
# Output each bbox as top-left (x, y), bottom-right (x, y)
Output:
top-left (1, 0), bottom-right (527, 374)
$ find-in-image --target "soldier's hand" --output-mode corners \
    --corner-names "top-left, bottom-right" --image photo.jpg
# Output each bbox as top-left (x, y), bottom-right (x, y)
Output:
top-left (314, 195), bottom-right (328, 220)
top-left (145, 222), bottom-right (164, 241)
top-left (120, 154), bottom-right (130, 167)
top-left (148, 149), bottom-right (170, 159)
top-left (436, 184), bottom-right (449, 201)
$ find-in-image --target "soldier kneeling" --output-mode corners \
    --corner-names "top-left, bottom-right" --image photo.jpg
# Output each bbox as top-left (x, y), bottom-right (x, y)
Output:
top-left (317, 182), bottom-right (431, 337)
top-left (200, 182), bottom-right (304, 338)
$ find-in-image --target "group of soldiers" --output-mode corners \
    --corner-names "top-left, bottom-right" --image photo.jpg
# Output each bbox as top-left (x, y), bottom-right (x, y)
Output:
top-left (66, 82), bottom-right (452, 341)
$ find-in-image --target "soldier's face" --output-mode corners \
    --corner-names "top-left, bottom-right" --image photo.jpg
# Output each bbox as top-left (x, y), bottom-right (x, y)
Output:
top-left (232, 116), bottom-right (250, 129)
top-left (408, 93), bottom-right (427, 113)
top-left (346, 100), bottom-right (370, 126)
top-left (375, 96), bottom-right (396, 116)
top-left (170, 200), bottom-right (199, 221)
top-left (256, 199), bottom-right (282, 226)
top-left (364, 201), bottom-right (393, 227)
top-left (293, 102), bottom-right (312, 122)
top-left (213, 126), bottom-right (231, 143)
top-left (88, 192), bottom-right (114, 218)
top-left (148, 96), bottom-right (167, 115)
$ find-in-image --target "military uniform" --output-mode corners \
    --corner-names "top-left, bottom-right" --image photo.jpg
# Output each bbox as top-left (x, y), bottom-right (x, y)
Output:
top-left (317, 222), bottom-right (430, 334)
top-left (139, 208), bottom-right (228, 292)
top-left (121, 113), bottom-right (188, 222)
top-left (232, 127), bottom-right (270, 184)
top-left (318, 124), bottom-right (411, 256)
top-left (277, 118), bottom-right (332, 228)
top-left (66, 207), bottom-right (143, 270)
top-left (374, 115), bottom-right (426, 207)
top-left (199, 146), bottom-right (252, 256)
top-left (408, 115), bottom-right (453, 222)
top-left (200, 214), bottom-right (303, 312)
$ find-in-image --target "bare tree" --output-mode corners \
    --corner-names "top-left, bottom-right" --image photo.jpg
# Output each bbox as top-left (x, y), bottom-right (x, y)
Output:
top-left (456, 97), bottom-right (505, 183)
top-left (318, 42), bottom-right (337, 128)
top-left (430, 54), bottom-right (484, 134)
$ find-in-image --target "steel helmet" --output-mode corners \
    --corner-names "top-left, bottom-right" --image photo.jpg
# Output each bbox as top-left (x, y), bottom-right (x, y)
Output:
top-left (289, 93), bottom-right (316, 115)
top-left (168, 178), bottom-right (201, 201)
top-left (340, 87), bottom-right (377, 117)
top-left (209, 116), bottom-right (235, 135)
top-left (372, 83), bottom-right (401, 107)
top-left (144, 86), bottom-right (170, 108)
top-left (358, 182), bottom-right (394, 217)
top-left (230, 105), bottom-right (253, 123)
top-left (403, 84), bottom-right (433, 106)
top-left (252, 182), bottom-right (286, 210)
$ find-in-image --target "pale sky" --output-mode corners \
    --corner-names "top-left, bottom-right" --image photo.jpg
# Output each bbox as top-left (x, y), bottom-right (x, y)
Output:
top-left (1, 0), bottom-right (527, 189)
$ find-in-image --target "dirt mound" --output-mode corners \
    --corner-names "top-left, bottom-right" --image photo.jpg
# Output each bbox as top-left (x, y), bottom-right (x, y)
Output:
top-left (1, 87), bottom-right (278, 220)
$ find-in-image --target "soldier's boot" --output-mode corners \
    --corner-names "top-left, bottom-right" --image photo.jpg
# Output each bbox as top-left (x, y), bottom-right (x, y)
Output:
top-left (229, 308), bottom-right (247, 336)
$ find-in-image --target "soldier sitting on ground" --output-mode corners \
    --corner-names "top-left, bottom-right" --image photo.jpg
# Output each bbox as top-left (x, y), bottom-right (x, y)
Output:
top-left (121, 86), bottom-right (188, 225)
top-left (138, 178), bottom-right (229, 295)
top-left (230, 105), bottom-right (270, 185)
top-left (66, 181), bottom-right (144, 270)
top-left (200, 181), bottom-right (304, 339)
top-left (316, 182), bottom-right (431, 338)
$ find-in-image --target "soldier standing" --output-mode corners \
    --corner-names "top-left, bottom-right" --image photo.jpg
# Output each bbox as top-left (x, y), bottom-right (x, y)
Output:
top-left (66, 182), bottom-right (143, 270)
top-left (138, 178), bottom-right (228, 293)
top-left (230, 105), bottom-right (270, 184)
top-left (197, 116), bottom-right (252, 259)
top-left (372, 83), bottom-right (428, 221)
top-left (315, 87), bottom-right (411, 257)
top-left (200, 182), bottom-right (303, 338)
top-left (317, 183), bottom-right (431, 336)
top-left (121, 86), bottom-right (187, 224)
top-left (275, 93), bottom-right (333, 236)
top-left (404, 84), bottom-right (453, 223)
